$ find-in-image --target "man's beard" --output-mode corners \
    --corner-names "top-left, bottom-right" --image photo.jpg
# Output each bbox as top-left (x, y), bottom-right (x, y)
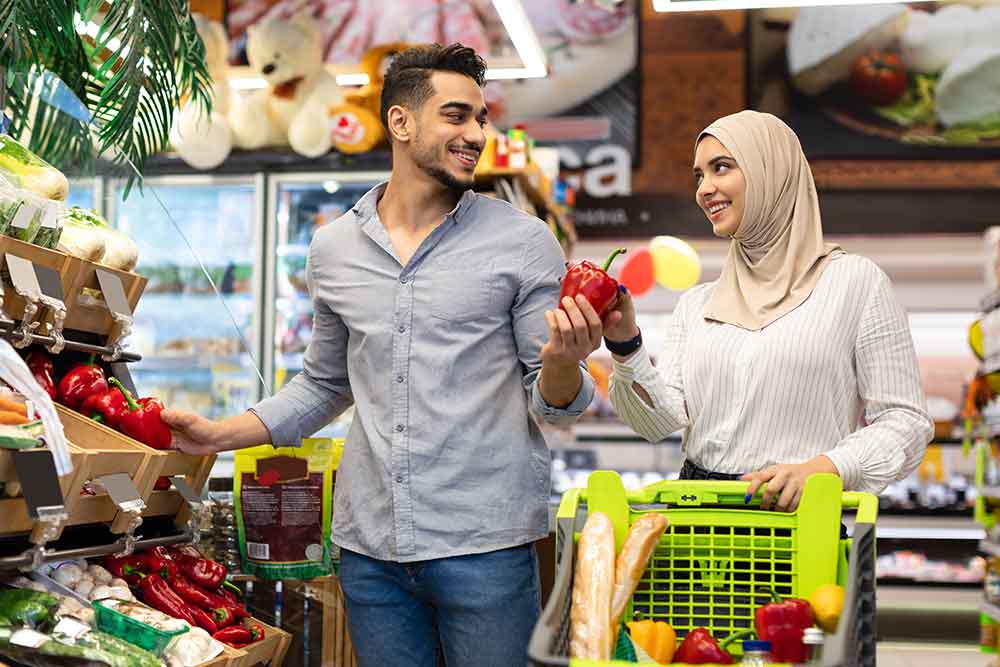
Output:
top-left (412, 132), bottom-right (473, 193)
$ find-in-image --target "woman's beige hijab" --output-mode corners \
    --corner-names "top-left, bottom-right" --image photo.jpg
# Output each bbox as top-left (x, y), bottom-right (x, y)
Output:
top-left (698, 110), bottom-right (841, 331)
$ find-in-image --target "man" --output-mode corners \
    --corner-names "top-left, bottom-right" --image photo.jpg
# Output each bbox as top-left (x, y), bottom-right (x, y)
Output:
top-left (162, 43), bottom-right (604, 666)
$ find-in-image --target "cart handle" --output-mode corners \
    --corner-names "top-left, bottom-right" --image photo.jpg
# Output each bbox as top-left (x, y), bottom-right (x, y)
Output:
top-left (841, 491), bottom-right (878, 525)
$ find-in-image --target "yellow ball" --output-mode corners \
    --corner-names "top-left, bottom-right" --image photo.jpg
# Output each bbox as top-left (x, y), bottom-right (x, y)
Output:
top-left (649, 236), bottom-right (701, 291)
top-left (809, 583), bottom-right (845, 633)
top-left (970, 319), bottom-right (984, 361)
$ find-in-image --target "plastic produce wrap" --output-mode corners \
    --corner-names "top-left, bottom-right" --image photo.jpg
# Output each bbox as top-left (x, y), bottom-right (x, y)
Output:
top-left (569, 511), bottom-right (615, 660)
top-left (0, 135), bottom-right (68, 201)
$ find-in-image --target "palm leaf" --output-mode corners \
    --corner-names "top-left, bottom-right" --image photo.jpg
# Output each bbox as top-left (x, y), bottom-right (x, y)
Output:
top-left (1, 0), bottom-right (211, 196)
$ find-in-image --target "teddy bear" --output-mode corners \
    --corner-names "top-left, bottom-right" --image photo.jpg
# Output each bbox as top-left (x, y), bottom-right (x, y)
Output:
top-left (229, 14), bottom-right (345, 158)
top-left (169, 14), bottom-right (235, 170)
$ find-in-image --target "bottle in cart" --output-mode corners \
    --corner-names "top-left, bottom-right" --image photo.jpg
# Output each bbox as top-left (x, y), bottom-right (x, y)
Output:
top-left (741, 640), bottom-right (772, 666)
top-left (802, 627), bottom-right (824, 664)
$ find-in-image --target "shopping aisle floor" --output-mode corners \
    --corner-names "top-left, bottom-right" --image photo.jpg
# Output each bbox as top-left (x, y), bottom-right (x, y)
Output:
top-left (878, 642), bottom-right (986, 666)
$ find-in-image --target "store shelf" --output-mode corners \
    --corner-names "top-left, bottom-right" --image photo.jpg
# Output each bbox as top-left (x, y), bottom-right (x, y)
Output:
top-left (573, 421), bottom-right (681, 443)
top-left (846, 514), bottom-right (983, 541)
top-left (980, 540), bottom-right (1000, 556)
top-left (981, 600), bottom-right (1000, 621)
top-left (980, 485), bottom-right (1000, 500)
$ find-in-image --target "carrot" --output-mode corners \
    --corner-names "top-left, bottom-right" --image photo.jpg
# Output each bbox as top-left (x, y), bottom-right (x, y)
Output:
top-left (0, 410), bottom-right (28, 425)
top-left (0, 398), bottom-right (27, 417)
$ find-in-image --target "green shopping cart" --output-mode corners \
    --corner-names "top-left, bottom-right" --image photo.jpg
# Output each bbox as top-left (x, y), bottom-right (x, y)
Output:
top-left (528, 471), bottom-right (878, 666)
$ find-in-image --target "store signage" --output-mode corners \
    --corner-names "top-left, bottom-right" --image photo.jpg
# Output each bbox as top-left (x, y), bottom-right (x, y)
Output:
top-left (11, 449), bottom-right (63, 519)
top-left (96, 269), bottom-right (132, 317)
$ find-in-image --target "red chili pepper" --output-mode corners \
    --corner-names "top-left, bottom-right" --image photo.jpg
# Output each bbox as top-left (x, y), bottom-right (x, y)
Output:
top-left (674, 628), bottom-right (751, 664)
top-left (213, 605), bottom-right (236, 628)
top-left (219, 585), bottom-right (241, 606)
top-left (754, 590), bottom-right (813, 663)
top-left (142, 547), bottom-right (178, 581)
top-left (154, 477), bottom-right (172, 490)
top-left (79, 387), bottom-right (128, 428)
top-left (166, 547), bottom-right (227, 590)
top-left (558, 248), bottom-right (626, 319)
top-left (103, 554), bottom-right (146, 585)
top-left (58, 355), bottom-right (108, 410)
top-left (243, 620), bottom-right (265, 643)
top-left (138, 574), bottom-right (195, 625)
top-left (109, 378), bottom-right (172, 450)
top-left (212, 626), bottom-right (253, 646)
top-left (169, 573), bottom-right (225, 612)
top-left (189, 606), bottom-right (219, 634)
top-left (25, 351), bottom-right (56, 399)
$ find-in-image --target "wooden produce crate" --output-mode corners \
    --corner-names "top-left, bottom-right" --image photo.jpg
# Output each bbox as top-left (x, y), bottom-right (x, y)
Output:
top-left (228, 618), bottom-right (292, 667)
top-left (0, 443), bottom-right (87, 538)
top-left (56, 404), bottom-right (214, 530)
top-left (298, 575), bottom-right (357, 667)
top-left (0, 236), bottom-right (76, 325)
top-left (62, 256), bottom-right (147, 336)
top-left (196, 644), bottom-right (245, 667)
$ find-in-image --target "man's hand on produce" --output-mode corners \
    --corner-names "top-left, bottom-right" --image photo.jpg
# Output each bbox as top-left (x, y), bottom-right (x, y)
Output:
top-left (160, 410), bottom-right (222, 456)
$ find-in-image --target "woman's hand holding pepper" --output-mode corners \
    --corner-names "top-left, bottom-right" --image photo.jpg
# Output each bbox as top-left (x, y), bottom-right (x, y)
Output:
top-left (741, 455), bottom-right (839, 512)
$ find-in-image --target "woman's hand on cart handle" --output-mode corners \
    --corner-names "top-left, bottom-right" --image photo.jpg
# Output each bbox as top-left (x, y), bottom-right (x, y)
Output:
top-left (741, 455), bottom-right (839, 512)
top-left (160, 409), bottom-right (271, 456)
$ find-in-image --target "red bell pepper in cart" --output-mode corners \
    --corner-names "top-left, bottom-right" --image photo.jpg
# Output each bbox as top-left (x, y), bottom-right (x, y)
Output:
top-left (138, 574), bottom-right (196, 625)
top-left (79, 387), bottom-right (128, 427)
top-left (754, 590), bottom-right (813, 663)
top-left (558, 248), bottom-right (626, 319)
top-left (674, 628), bottom-right (752, 665)
top-left (58, 355), bottom-right (108, 410)
top-left (109, 378), bottom-right (172, 450)
top-left (25, 351), bottom-right (56, 399)
top-left (166, 547), bottom-right (227, 590)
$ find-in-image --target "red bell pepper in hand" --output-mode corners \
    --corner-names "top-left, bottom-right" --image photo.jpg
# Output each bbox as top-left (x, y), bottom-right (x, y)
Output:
top-left (25, 351), bottom-right (56, 399)
top-left (674, 628), bottom-right (752, 664)
top-left (558, 248), bottom-right (626, 319)
top-left (58, 355), bottom-right (108, 410)
top-left (79, 387), bottom-right (128, 427)
top-left (103, 554), bottom-right (146, 585)
top-left (754, 590), bottom-right (813, 663)
top-left (109, 378), bottom-right (172, 450)
top-left (138, 574), bottom-right (196, 625)
top-left (142, 546), bottom-right (178, 581)
top-left (212, 626), bottom-right (253, 646)
top-left (166, 547), bottom-right (227, 590)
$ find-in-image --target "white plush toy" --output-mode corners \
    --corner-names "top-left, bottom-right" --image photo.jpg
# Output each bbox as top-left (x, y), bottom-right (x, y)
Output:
top-left (170, 14), bottom-right (234, 170)
top-left (229, 14), bottom-right (345, 158)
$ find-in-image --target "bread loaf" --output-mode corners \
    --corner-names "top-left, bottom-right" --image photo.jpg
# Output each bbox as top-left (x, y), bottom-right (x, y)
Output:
top-left (611, 513), bottom-right (668, 626)
top-left (569, 512), bottom-right (616, 659)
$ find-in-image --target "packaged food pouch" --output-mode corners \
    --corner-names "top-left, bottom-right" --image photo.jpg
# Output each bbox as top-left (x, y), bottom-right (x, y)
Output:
top-left (234, 438), bottom-right (344, 580)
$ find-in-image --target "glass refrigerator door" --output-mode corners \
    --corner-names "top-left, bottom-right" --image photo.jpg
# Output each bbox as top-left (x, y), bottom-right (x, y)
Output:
top-left (108, 176), bottom-right (264, 418)
top-left (266, 173), bottom-right (388, 435)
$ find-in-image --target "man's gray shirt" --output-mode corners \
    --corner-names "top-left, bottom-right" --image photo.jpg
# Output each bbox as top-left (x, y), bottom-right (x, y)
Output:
top-left (252, 183), bottom-right (595, 562)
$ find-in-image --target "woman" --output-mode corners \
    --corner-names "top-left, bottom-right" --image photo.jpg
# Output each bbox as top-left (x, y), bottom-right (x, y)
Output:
top-left (604, 110), bottom-right (932, 511)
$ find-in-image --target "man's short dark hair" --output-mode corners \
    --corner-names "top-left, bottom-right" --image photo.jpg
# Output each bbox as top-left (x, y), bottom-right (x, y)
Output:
top-left (380, 43), bottom-right (487, 129)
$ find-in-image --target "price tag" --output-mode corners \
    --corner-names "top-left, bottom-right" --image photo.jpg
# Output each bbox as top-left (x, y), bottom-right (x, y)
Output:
top-left (40, 202), bottom-right (60, 229)
top-left (11, 628), bottom-right (49, 648)
top-left (96, 269), bottom-right (131, 317)
top-left (95, 472), bottom-right (145, 514)
top-left (11, 449), bottom-right (64, 519)
top-left (9, 202), bottom-right (37, 234)
top-left (4, 253), bottom-right (41, 299)
top-left (35, 265), bottom-right (64, 303)
top-left (53, 616), bottom-right (90, 640)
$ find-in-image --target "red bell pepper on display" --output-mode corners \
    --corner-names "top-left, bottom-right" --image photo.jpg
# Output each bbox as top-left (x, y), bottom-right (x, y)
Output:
top-left (673, 628), bottom-right (752, 664)
top-left (212, 626), bottom-right (253, 646)
top-left (58, 355), bottom-right (108, 410)
top-left (243, 620), bottom-right (265, 642)
top-left (170, 573), bottom-right (227, 613)
top-left (25, 351), bottom-right (56, 399)
top-left (212, 605), bottom-right (237, 628)
top-left (188, 606), bottom-right (219, 634)
top-left (103, 554), bottom-right (146, 585)
top-left (558, 248), bottom-right (626, 319)
top-left (754, 590), bottom-right (813, 663)
top-left (137, 574), bottom-right (196, 625)
top-left (142, 546), bottom-right (178, 581)
top-left (109, 378), bottom-right (172, 450)
top-left (79, 387), bottom-right (128, 427)
top-left (166, 547), bottom-right (227, 590)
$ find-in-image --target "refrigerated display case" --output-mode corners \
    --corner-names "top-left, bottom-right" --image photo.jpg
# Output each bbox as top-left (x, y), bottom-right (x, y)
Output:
top-left (264, 172), bottom-right (388, 388)
top-left (106, 175), bottom-right (266, 418)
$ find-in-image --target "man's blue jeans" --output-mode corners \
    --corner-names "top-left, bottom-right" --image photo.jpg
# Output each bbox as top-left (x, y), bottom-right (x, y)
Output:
top-left (339, 543), bottom-right (541, 667)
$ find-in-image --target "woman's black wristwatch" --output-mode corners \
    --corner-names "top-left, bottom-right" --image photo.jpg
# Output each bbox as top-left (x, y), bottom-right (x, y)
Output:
top-left (604, 329), bottom-right (642, 356)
